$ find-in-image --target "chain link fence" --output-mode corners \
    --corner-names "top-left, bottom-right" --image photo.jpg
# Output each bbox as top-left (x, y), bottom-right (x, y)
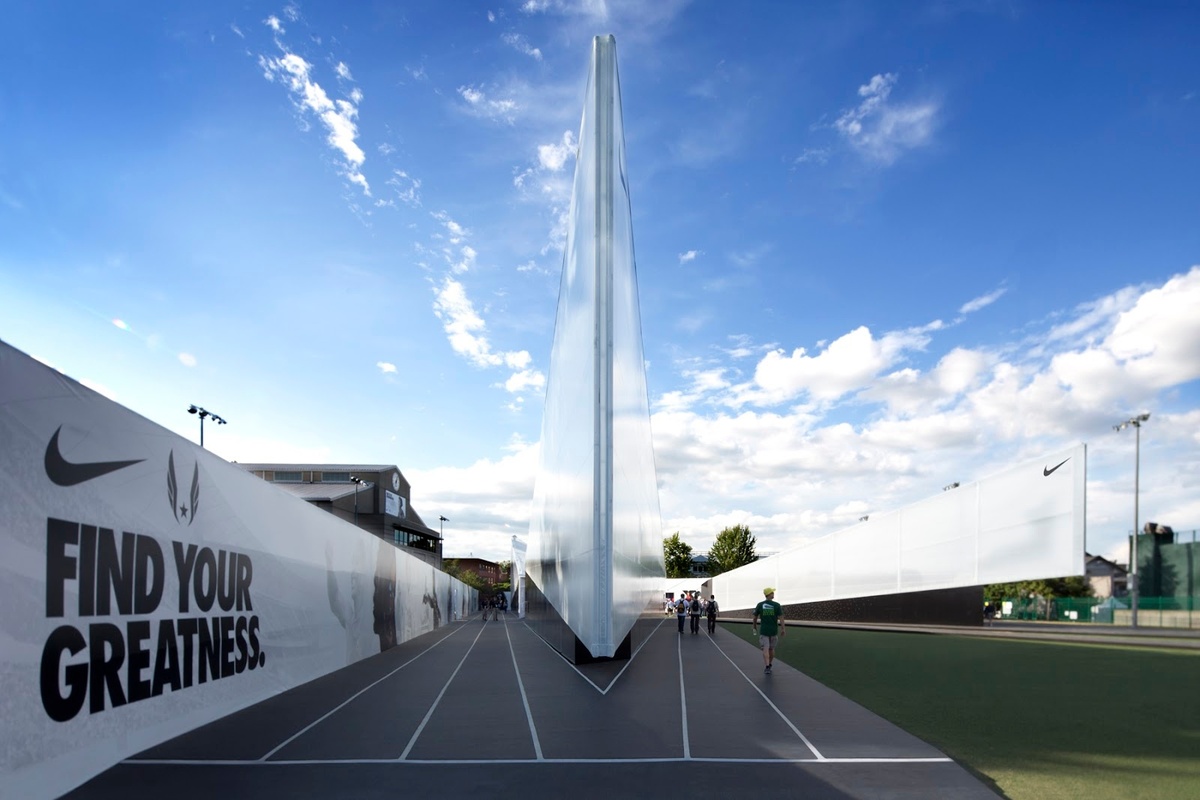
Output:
top-left (993, 595), bottom-right (1199, 629)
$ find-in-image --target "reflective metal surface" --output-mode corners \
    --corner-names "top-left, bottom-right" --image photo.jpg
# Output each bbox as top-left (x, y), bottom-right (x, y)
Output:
top-left (527, 35), bottom-right (664, 659)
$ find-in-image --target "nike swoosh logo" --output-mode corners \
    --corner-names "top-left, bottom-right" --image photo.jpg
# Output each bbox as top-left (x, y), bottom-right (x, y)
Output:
top-left (45, 426), bottom-right (144, 486)
top-left (1043, 458), bottom-right (1070, 477)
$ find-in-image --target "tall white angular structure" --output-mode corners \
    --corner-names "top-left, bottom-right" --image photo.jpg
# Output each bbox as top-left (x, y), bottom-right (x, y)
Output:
top-left (526, 35), bottom-right (664, 661)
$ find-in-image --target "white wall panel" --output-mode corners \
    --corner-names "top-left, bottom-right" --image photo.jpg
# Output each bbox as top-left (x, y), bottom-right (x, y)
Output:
top-left (0, 340), bottom-right (476, 799)
top-left (714, 445), bottom-right (1086, 611)
top-left (834, 516), bottom-right (900, 597)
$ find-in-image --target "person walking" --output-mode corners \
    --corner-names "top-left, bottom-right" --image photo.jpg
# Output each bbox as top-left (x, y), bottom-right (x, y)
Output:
top-left (706, 594), bottom-right (719, 634)
top-left (688, 592), bottom-right (702, 634)
top-left (751, 587), bottom-right (784, 673)
top-left (676, 595), bottom-right (687, 633)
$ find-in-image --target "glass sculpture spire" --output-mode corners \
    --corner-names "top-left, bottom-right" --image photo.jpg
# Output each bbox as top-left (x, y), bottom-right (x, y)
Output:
top-left (526, 35), bottom-right (664, 659)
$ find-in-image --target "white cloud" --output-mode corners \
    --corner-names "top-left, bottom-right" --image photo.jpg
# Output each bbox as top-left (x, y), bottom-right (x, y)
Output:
top-left (377, 361), bottom-right (397, 374)
top-left (676, 311), bottom-right (711, 334)
top-left (335, 61), bottom-right (353, 80)
top-left (537, 130), bottom-right (576, 171)
top-left (178, 352), bottom-right (197, 367)
top-left (458, 85), bottom-right (519, 124)
top-left (260, 51), bottom-right (371, 195)
top-left (432, 211), bottom-right (468, 246)
top-left (504, 368), bottom-right (546, 393)
top-left (1039, 285), bottom-right (1141, 353)
top-left (834, 73), bottom-right (938, 165)
top-left (679, 250), bottom-right (700, 264)
top-left (230, 24), bottom-right (245, 39)
top-left (736, 322), bottom-right (938, 406)
top-left (409, 439), bottom-right (540, 561)
top-left (1105, 266), bottom-right (1200, 388)
top-left (264, 15), bottom-right (284, 33)
top-left (729, 245), bottom-right (771, 269)
top-left (387, 170), bottom-right (421, 207)
top-left (454, 245), bottom-right (477, 274)
top-left (433, 277), bottom-right (497, 368)
top-left (793, 148), bottom-right (830, 166)
top-left (502, 32), bottom-right (543, 61)
top-left (431, 276), bottom-right (544, 394)
top-left (959, 287), bottom-right (1007, 315)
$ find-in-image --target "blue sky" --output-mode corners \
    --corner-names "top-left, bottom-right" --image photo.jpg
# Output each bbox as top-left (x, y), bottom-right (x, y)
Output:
top-left (3, 1), bottom-right (1198, 565)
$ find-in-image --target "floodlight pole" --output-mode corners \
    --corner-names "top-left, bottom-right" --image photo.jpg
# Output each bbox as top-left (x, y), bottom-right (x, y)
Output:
top-left (1114, 413), bottom-right (1150, 627)
top-left (351, 476), bottom-right (364, 528)
top-left (187, 404), bottom-right (226, 448)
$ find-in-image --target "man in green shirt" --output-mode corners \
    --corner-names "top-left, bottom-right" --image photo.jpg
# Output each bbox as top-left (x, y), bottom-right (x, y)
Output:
top-left (751, 587), bottom-right (784, 673)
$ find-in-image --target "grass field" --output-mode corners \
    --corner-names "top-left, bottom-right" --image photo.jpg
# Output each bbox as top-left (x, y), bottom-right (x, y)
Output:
top-left (727, 624), bottom-right (1200, 800)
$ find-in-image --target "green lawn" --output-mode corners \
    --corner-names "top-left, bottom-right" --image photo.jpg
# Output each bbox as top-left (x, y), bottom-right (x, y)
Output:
top-left (726, 624), bottom-right (1200, 800)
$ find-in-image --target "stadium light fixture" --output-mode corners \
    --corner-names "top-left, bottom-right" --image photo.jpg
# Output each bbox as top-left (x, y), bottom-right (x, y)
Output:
top-left (1114, 412), bottom-right (1150, 627)
top-left (350, 476), bottom-right (365, 528)
top-left (186, 404), bottom-right (226, 448)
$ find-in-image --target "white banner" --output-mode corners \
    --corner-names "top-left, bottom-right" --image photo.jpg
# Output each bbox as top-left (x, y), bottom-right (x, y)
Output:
top-left (385, 489), bottom-right (406, 519)
top-left (0, 340), bottom-right (476, 799)
top-left (712, 444), bottom-right (1086, 611)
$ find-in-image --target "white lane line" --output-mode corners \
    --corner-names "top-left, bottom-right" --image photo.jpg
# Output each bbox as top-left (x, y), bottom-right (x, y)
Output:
top-left (678, 627), bottom-right (691, 760)
top-left (706, 633), bottom-right (825, 760)
top-left (598, 617), bottom-right (667, 696)
top-left (128, 756), bottom-right (953, 766)
top-left (518, 617), bottom-right (668, 695)
top-left (502, 616), bottom-right (544, 760)
top-left (257, 623), bottom-right (469, 761)
top-left (520, 623), bottom-right (604, 695)
top-left (398, 622), bottom-right (488, 760)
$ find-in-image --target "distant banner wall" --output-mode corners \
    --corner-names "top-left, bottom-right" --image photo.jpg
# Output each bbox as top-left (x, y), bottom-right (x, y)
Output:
top-left (511, 537), bottom-right (527, 618)
top-left (712, 445), bottom-right (1086, 612)
top-left (0, 340), bottom-right (477, 800)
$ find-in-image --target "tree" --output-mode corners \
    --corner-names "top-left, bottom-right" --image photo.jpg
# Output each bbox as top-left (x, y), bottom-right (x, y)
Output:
top-left (984, 577), bottom-right (1093, 604)
top-left (663, 533), bottom-right (694, 578)
top-left (708, 524), bottom-right (757, 576)
top-left (984, 576), bottom-right (1093, 620)
top-left (443, 559), bottom-right (486, 592)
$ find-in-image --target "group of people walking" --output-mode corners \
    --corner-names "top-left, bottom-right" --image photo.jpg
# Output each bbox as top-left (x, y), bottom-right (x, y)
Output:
top-left (481, 595), bottom-right (507, 621)
top-left (670, 586), bottom-right (786, 675)
top-left (669, 592), bottom-right (719, 635)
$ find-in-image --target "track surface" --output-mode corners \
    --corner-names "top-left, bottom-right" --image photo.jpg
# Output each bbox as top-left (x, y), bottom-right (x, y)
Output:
top-left (65, 616), bottom-right (999, 799)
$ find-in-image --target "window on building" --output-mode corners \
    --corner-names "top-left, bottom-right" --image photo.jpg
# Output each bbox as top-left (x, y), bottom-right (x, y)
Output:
top-left (407, 532), bottom-right (437, 553)
top-left (320, 472), bottom-right (351, 482)
top-left (273, 471), bottom-right (302, 482)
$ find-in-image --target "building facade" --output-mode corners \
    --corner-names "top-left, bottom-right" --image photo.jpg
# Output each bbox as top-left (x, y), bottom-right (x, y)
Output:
top-left (238, 463), bottom-right (443, 567)
top-left (449, 557), bottom-right (502, 586)
top-left (1085, 553), bottom-right (1129, 598)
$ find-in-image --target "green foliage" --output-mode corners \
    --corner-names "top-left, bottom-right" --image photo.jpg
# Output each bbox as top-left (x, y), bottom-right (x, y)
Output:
top-left (707, 524), bottom-right (757, 576)
top-left (663, 532), bottom-right (693, 578)
top-left (443, 559), bottom-right (486, 591)
top-left (984, 576), bottom-right (1093, 603)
